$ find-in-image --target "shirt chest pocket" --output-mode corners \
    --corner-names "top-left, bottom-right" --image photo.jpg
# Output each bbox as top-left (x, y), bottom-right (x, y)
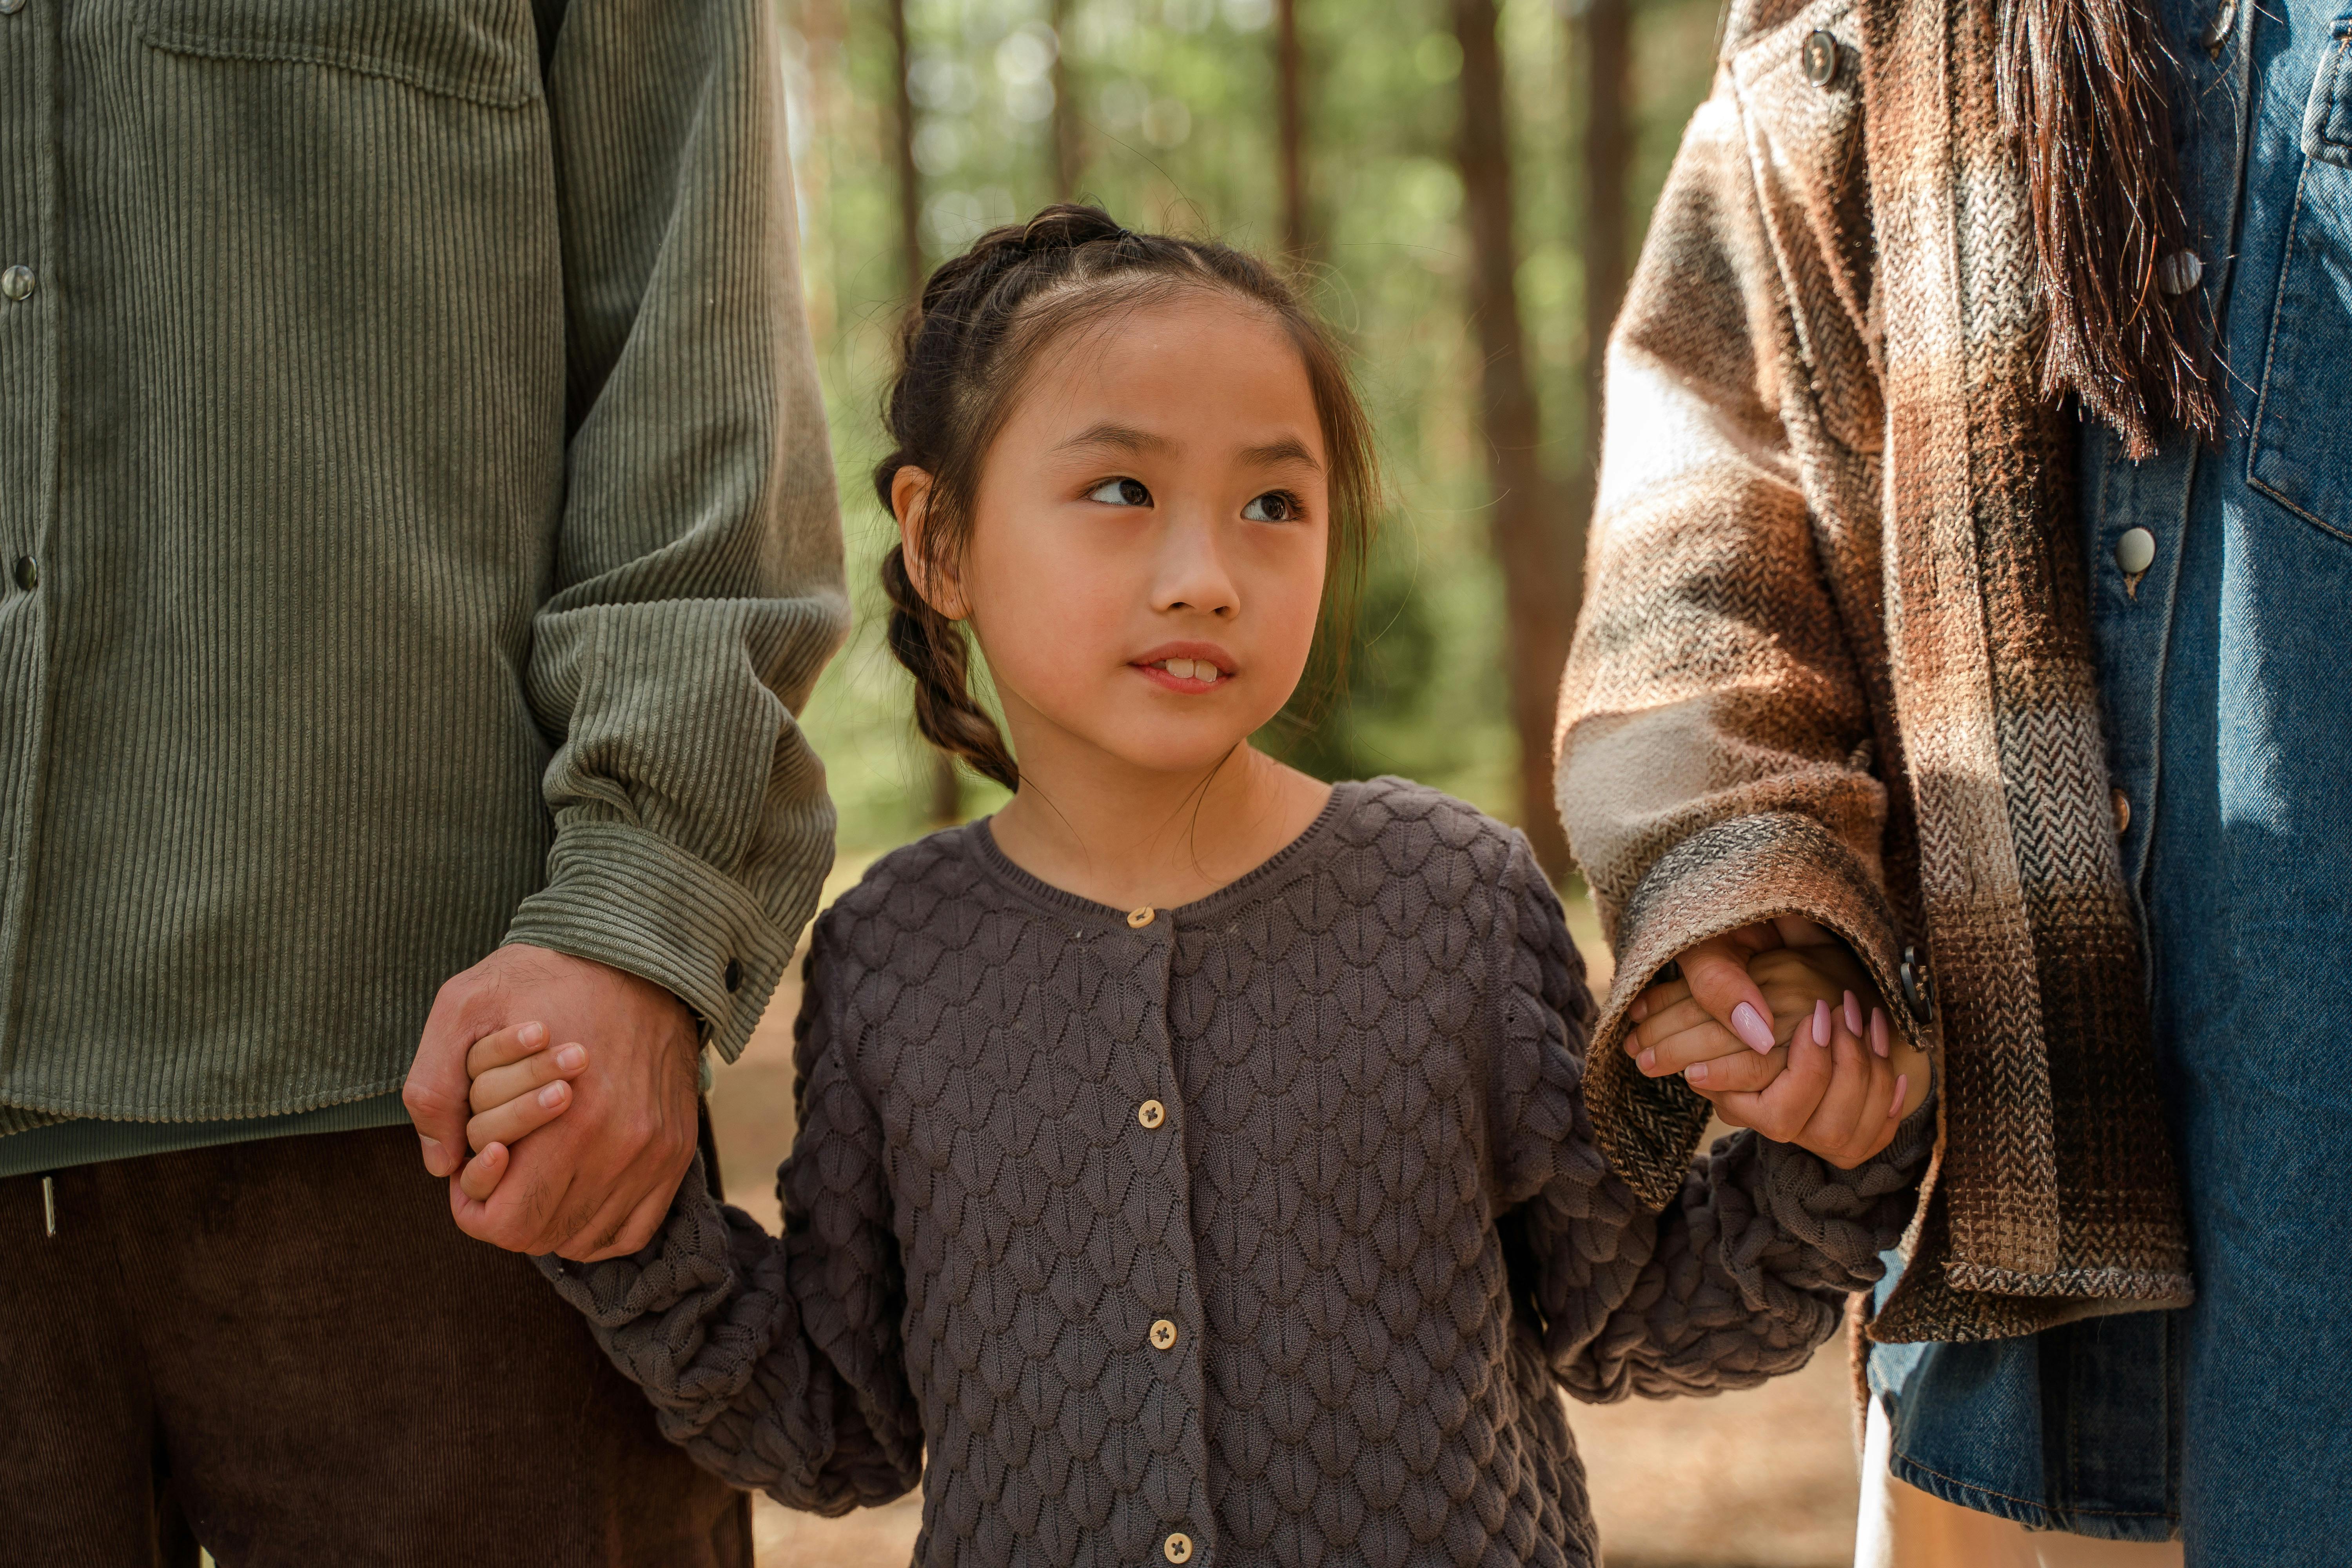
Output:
top-left (2249, 18), bottom-right (2352, 546)
top-left (139, 0), bottom-right (540, 110)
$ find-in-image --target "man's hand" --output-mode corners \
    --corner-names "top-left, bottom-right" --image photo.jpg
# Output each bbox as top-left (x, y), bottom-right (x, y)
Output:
top-left (403, 944), bottom-right (701, 1261)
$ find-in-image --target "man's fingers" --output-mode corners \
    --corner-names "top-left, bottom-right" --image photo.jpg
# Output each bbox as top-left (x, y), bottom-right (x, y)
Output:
top-left (457, 1142), bottom-right (510, 1203)
top-left (403, 1016), bottom-right (483, 1180)
top-left (570, 1169), bottom-right (687, 1264)
top-left (469, 1038), bottom-right (587, 1115)
top-left (466, 1020), bottom-right (550, 1082)
top-left (1679, 936), bottom-right (1780, 1054)
top-left (466, 1079), bottom-right (577, 1155)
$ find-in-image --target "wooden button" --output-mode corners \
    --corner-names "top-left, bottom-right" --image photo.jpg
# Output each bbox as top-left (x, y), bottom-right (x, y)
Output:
top-left (2111, 788), bottom-right (2131, 837)
top-left (1801, 29), bottom-right (1839, 87)
top-left (1150, 1318), bottom-right (1178, 1350)
top-left (1137, 1099), bottom-right (1166, 1129)
top-left (1898, 944), bottom-right (1935, 1024)
top-left (1163, 1534), bottom-right (1194, 1564)
top-left (1127, 905), bottom-right (1155, 929)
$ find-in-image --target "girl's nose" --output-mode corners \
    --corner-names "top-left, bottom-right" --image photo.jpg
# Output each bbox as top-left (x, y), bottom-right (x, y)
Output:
top-left (1154, 513), bottom-right (1239, 619)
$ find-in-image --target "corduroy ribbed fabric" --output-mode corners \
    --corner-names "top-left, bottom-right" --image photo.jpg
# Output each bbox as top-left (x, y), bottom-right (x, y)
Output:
top-left (0, 0), bottom-right (847, 1137)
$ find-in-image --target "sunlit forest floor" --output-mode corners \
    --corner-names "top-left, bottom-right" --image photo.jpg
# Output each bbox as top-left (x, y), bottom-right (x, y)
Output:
top-left (708, 864), bottom-right (1864, 1568)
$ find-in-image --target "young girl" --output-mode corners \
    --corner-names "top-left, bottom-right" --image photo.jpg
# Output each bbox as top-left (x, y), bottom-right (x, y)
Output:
top-left (461, 205), bottom-right (1932, 1567)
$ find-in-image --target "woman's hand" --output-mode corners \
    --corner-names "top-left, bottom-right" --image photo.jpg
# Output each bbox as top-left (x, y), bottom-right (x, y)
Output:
top-left (1720, 993), bottom-right (1911, 1168)
top-left (1624, 918), bottom-right (1927, 1167)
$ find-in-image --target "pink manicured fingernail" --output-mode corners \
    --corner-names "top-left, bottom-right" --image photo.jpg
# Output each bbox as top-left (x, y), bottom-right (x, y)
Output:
top-left (538, 1083), bottom-right (567, 1109)
top-left (1812, 998), bottom-right (1832, 1047)
top-left (1631, 996), bottom-right (1649, 1023)
top-left (1843, 991), bottom-right (1863, 1036)
top-left (1731, 1002), bottom-right (1775, 1054)
top-left (1686, 1061), bottom-right (1709, 1086)
top-left (1870, 1008), bottom-right (1890, 1058)
top-left (1890, 1074), bottom-right (1909, 1120)
top-left (519, 1021), bottom-right (546, 1047)
top-left (1637, 1048), bottom-right (1657, 1073)
top-left (555, 1043), bottom-right (586, 1071)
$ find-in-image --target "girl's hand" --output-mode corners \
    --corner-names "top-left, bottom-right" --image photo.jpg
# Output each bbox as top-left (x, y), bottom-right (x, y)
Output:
top-left (1626, 918), bottom-right (1867, 1093)
top-left (454, 1020), bottom-right (590, 1202)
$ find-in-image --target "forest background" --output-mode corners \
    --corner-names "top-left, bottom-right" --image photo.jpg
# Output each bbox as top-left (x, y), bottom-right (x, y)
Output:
top-left (787, 0), bottom-right (1719, 872)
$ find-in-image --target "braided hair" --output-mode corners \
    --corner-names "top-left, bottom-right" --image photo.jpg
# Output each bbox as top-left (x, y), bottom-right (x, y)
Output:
top-left (875, 204), bottom-right (1378, 793)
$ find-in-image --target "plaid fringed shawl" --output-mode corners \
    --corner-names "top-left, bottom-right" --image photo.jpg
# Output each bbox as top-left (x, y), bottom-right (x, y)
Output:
top-left (1555, 0), bottom-right (2192, 1342)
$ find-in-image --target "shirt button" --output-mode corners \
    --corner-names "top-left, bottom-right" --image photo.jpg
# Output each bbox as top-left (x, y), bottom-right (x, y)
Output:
top-left (1163, 1534), bottom-right (1195, 1564)
top-left (2111, 788), bottom-right (2132, 837)
top-left (2115, 527), bottom-right (2156, 576)
top-left (2155, 250), bottom-right (2203, 296)
top-left (2, 266), bottom-right (34, 302)
top-left (1801, 29), bottom-right (1840, 86)
top-left (11, 556), bottom-right (34, 591)
top-left (1136, 1098), bottom-right (1166, 1129)
top-left (0, 1), bottom-right (25, 16)
top-left (1150, 1318), bottom-right (1178, 1351)
top-left (1126, 904), bottom-right (1155, 929)
top-left (2200, 0), bottom-right (2236, 54)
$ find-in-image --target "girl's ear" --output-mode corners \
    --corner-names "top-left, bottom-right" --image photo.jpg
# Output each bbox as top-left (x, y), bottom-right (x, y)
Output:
top-left (891, 466), bottom-right (971, 621)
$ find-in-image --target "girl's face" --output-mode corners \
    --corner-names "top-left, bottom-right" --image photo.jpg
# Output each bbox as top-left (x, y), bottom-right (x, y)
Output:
top-left (929, 292), bottom-right (1330, 782)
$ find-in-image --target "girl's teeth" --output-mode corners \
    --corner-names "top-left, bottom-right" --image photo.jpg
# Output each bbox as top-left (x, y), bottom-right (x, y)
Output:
top-left (1166, 658), bottom-right (1196, 679)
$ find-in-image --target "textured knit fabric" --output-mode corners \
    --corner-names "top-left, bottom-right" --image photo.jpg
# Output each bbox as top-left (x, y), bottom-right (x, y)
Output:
top-left (0, 0), bottom-right (847, 1143)
top-left (1553, 0), bottom-right (2192, 1344)
top-left (544, 779), bottom-right (1934, 1567)
top-left (0, 1125), bottom-right (751, 1568)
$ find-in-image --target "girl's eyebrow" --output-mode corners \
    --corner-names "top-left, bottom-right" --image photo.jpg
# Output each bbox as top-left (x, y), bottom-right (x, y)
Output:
top-left (1239, 436), bottom-right (1322, 471)
top-left (1056, 422), bottom-right (1173, 456)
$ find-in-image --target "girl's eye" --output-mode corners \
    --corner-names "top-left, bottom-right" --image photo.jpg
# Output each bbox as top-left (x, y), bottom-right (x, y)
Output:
top-left (1241, 491), bottom-right (1301, 523)
top-left (1087, 477), bottom-right (1152, 508)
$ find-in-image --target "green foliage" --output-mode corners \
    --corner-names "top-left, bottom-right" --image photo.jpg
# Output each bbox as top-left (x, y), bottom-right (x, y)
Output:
top-left (780, 0), bottom-right (1719, 855)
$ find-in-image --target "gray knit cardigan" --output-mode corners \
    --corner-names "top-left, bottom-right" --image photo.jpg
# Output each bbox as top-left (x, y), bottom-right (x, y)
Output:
top-left (544, 779), bottom-right (1931, 1567)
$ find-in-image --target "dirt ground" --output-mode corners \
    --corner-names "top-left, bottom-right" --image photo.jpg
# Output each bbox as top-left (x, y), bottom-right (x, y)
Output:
top-left (708, 874), bottom-right (1862, 1568)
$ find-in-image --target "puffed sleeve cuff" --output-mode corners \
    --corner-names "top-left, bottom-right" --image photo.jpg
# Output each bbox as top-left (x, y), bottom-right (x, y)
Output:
top-left (503, 817), bottom-right (814, 1063)
top-left (1588, 810), bottom-right (1918, 1210)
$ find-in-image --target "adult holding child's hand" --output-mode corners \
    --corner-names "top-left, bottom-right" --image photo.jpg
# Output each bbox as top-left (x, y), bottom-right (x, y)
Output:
top-left (0, 2), bottom-right (846, 1561)
top-left (403, 944), bottom-right (702, 1261)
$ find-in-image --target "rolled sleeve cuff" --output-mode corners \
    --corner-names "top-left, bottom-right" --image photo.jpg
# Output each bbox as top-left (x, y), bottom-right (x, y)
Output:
top-left (1587, 810), bottom-right (1913, 1210)
top-left (503, 821), bottom-right (794, 1063)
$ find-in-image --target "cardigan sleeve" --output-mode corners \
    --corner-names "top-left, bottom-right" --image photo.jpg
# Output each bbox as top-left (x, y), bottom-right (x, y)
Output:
top-left (1488, 841), bottom-right (1930, 1400)
top-left (535, 938), bottom-right (922, 1511)
top-left (1552, 44), bottom-right (1916, 1208)
top-left (497, 0), bottom-right (851, 1063)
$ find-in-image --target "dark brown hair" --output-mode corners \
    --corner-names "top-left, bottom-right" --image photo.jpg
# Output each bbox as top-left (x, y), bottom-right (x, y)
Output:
top-left (2000, 0), bottom-right (2219, 458)
top-left (875, 203), bottom-right (1379, 793)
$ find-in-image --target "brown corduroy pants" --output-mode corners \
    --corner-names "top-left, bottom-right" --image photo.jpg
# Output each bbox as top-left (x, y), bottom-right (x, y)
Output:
top-left (0, 1123), bottom-right (752, 1568)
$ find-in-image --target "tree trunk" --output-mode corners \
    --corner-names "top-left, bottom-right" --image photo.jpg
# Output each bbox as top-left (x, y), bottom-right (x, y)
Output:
top-left (1576, 0), bottom-right (1632, 473)
top-left (1275, 0), bottom-right (1311, 258)
top-left (1051, 0), bottom-right (1082, 201)
top-left (888, 0), bottom-right (964, 824)
top-left (1558, 0), bottom-right (1631, 632)
top-left (1454, 0), bottom-right (1573, 876)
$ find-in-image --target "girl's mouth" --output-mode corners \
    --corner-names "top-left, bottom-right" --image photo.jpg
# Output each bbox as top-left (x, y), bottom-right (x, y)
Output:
top-left (1135, 655), bottom-right (1229, 690)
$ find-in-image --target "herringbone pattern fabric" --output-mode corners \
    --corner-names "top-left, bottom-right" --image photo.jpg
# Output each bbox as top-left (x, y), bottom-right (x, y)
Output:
top-left (1554, 0), bottom-right (2192, 1343)
top-left (546, 780), bottom-right (1931, 1565)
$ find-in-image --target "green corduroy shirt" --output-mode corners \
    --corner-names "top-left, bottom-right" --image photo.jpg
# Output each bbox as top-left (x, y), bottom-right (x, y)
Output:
top-left (0, 0), bottom-right (849, 1172)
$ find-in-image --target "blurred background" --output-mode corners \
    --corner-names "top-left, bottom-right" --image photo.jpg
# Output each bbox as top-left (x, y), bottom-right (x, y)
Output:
top-left (726, 0), bottom-right (1868, 1561)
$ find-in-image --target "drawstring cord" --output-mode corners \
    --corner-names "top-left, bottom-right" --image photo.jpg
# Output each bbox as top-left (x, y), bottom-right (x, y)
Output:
top-left (41, 1174), bottom-right (55, 1237)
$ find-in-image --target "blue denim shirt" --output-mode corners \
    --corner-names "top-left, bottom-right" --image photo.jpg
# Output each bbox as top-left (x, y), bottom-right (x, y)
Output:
top-left (1868, 0), bottom-right (2352, 1557)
